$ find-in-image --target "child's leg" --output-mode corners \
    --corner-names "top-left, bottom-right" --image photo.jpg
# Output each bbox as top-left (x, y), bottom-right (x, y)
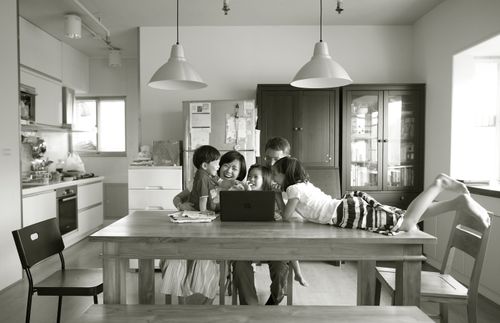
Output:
top-left (290, 260), bottom-right (309, 287)
top-left (400, 174), bottom-right (470, 231)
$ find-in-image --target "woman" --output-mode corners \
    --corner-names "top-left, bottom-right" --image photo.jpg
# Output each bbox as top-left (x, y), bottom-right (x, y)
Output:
top-left (160, 151), bottom-right (247, 304)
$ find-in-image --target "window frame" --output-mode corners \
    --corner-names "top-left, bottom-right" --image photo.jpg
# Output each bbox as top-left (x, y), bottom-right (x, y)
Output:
top-left (72, 96), bottom-right (127, 157)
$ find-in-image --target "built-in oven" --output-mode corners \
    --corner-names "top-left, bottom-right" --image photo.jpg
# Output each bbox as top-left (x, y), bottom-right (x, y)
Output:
top-left (57, 186), bottom-right (78, 235)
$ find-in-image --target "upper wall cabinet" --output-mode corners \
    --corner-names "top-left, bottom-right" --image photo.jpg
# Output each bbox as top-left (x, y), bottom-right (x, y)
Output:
top-left (19, 17), bottom-right (62, 80)
top-left (20, 67), bottom-right (62, 126)
top-left (62, 43), bottom-right (90, 93)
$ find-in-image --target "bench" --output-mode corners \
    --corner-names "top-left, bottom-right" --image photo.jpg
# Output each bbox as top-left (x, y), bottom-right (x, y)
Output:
top-left (76, 305), bottom-right (433, 322)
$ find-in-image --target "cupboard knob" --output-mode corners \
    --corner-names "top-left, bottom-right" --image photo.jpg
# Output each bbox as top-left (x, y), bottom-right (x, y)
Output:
top-left (293, 127), bottom-right (298, 131)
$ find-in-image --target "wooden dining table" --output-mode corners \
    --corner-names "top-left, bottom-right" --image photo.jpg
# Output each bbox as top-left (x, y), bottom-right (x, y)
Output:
top-left (90, 211), bottom-right (436, 306)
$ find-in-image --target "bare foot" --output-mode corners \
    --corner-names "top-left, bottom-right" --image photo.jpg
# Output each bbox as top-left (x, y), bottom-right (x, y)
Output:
top-left (435, 174), bottom-right (470, 195)
top-left (294, 275), bottom-right (309, 287)
top-left (461, 195), bottom-right (491, 228)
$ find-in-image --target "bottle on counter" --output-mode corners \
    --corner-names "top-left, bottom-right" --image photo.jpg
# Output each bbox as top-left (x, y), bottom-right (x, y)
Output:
top-left (56, 159), bottom-right (65, 173)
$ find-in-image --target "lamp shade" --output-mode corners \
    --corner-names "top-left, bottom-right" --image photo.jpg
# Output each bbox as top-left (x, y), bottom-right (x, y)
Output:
top-left (64, 14), bottom-right (82, 39)
top-left (291, 41), bottom-right (352, 88)
top-left (148, 44), bottom-right (207, 90)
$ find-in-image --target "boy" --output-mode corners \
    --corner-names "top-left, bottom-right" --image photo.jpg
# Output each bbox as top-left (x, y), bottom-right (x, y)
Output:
top-left (189, 145), bottom-right (221, 212)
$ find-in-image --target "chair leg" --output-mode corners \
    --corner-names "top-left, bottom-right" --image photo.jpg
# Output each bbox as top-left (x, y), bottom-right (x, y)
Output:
top-left (25, 292), bottom-right (33, 323)
top-left (57, 296), bottom-right (63, 323)
top-left (467, 297), bottom-right (478, 323)
top-left (93, 294), bottom-right (98, 304)
top-left (374, 278), bottom-right (382, 305)
top-left (440, 303), bottom-right (449, 323)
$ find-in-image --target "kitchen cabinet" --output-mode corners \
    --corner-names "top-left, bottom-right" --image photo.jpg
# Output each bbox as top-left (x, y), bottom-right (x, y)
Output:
top-left (256, 84), bottom-right (339, 196)
top-left (19, 17), bottom-right (62, 80)
top-left (128, 166), bottom-right (182, 212)
top-left (20, 67), bottom-right (63, 126)
top-left (62, 43), bottom-right (90, 94)
top-left (22, 190), bottom-right (57, 227)
top-left (128, 166), bottom-right (182, 269)
top-left (76, 180), bottom-right (103, 235)
top-left (341, 84), bottom-right (425, 208)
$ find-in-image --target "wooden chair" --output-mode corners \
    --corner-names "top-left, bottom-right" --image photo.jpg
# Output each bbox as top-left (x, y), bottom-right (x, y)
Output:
top-left (12, 218), bottom-right (103, 323)
top-left (374, 204), bottom-right (492, 323)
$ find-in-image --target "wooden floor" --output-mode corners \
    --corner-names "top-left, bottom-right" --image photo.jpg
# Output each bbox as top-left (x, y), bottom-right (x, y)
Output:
top-left (1, 237), bottom-right (500, 323)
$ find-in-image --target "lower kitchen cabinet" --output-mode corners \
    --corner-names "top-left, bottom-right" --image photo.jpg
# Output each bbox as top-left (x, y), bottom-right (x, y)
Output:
top-left (22, 190), bottom-right (56, 227)
top-left (78, 204), bottom-right (103, 234)
top-left (77, 181), bottom-right (104, 235)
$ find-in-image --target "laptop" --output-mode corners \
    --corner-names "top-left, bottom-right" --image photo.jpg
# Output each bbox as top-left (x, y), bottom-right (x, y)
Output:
top-left (220, 191), bottom-right (276, 222)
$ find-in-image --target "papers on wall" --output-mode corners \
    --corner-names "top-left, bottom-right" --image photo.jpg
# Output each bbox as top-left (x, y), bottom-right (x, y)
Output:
top-left (243, 100), bottom-right (255, 117)
top-left (225, 114), bottom-right (248, 147)
top-left (190, 128), bottom-right (210, 148)
top-left (189, 102), bottom-right (211, 148)
top-left (255, 129), bottom-right (261, 157)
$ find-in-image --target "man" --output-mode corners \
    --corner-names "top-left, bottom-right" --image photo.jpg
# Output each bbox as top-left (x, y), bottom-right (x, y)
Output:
top-left (232, 137), bottom-right (291, 305)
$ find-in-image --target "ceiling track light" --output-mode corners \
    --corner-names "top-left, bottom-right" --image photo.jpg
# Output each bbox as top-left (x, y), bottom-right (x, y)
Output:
top-left (290, 0), bottom-right (352, 89)
top-left (148, 0), bottom-right (207, 90)
top-left (68, 0), bottom-right (121, 66)
top-left (222, 0), bottom-right (230, 15)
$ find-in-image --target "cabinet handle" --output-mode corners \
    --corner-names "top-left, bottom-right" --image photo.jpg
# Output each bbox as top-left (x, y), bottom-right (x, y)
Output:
top-left (377, 139), bottom-right (382, 143)
top-left (383, 139), bottom-right (388, 143)
top-left (298, 127), bottom-right (303, 131)
top-left (293, 127), bottom-right (298, 131)
top-left (145, 186), bottom-right (163, 190)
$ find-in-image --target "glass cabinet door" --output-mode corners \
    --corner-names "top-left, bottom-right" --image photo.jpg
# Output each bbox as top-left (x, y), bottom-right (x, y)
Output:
top-left (347, 91), bottom-right (383, 190)
top-left (384, 90), bottom-right (420, 190)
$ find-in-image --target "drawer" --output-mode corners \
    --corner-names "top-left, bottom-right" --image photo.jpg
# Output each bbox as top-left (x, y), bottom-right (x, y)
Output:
top-left (128, 189), bottom-right (180, 211)
top-left (128, 168), bottom-right (182, 189)
top-left (78, 182), bottom-right (103, 210)
top-left (78, 204), bottom-right (103, 234)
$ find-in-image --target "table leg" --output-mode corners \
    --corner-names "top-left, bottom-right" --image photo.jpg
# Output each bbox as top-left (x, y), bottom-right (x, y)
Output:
top-left (394, 259), bottom-right (421, 306)
top-left (219, 261), bottom-right (227, 305)
top-left (357, 260), bottom-right (376, 305)
top-left (138, 259), bottom-right (155, 304)
top-left (103, 242), bottom-right (121, 304)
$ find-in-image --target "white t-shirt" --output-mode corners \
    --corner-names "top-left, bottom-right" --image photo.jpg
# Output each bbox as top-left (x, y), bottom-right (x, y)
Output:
top-left (286, 182), bottom-right (341, 224)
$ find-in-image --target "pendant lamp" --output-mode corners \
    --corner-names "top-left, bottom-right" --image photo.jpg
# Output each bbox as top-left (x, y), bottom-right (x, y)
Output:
top-left (148, 0), bottom-right (207, 90)
top-left (291, 0), bottom-right (352, 88)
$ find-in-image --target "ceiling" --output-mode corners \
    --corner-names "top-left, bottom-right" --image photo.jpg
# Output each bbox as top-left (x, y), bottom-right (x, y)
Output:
top-left (19, 0), bottom-right (446, 58)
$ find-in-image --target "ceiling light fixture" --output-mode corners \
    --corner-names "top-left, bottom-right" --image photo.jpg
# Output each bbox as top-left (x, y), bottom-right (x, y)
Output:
top-left (222, 0), bottom-right (230, 15)
top-left (64, 14), bottom-right (82, 39)
top-left (108, 49), bottom-right (122, 68)
top-left (148, 0), bottom-right (207, 90)
top-left (290, 0), bottom-right (352, 88)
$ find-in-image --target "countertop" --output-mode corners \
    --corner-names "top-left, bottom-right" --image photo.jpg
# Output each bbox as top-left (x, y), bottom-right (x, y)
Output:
top-left (22, 176), bottom-right (105, 196)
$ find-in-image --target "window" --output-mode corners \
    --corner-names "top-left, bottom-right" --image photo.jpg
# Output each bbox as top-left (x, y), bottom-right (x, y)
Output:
top-left (452, 34), bottom-right (500, 185)
top-left (72, 97), bottom-right (126, 156)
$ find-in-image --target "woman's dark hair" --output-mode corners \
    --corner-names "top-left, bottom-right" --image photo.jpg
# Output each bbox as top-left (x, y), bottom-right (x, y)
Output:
top-left (272, 157), bottom-right (309, 191)
top-left (218, 150), bottom-right (247, 180)
top-left (192, 145), bottom-right (220, 169)
top-left (247, 164), bottom-right (273, 191)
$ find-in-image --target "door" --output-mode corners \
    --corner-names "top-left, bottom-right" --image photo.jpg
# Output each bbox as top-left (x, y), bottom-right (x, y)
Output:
top-left (296, 90), bottom-right (337, 167)
top-left (383, 90), bottom-right (422, 191)
top-left (344, 90), bottom-right (383, 190)
top-left (259, 90), bottom-right (297, 156)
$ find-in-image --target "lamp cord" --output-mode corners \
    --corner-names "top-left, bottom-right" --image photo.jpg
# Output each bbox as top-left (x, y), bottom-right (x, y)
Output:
top-left (176, 0), bottom-right (179, 45)
top-left (319, 0), bottom-right (323, 42)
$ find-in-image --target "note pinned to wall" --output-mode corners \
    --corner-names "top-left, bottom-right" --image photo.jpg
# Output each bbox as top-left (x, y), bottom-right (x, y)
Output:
top-left (243, 100), bottom-right (255, 117)
top-left (190, 128), bottom-right (210, 148)
top-left (189, 102), bottom-right (211, 130)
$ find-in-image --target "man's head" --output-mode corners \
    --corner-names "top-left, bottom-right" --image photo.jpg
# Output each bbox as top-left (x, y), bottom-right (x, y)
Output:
top-left (264, 137), bottom-right (291, 166)
top-left (193, 145), bottom-right (221, 176)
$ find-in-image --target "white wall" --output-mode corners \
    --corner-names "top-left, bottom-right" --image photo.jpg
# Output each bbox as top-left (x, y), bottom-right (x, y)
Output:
top-left (414, 0), bottom-right (500, 304)
top-left (79, 57), bottom-right (140, 184)
top-left (0, 0), bottom-right (22, 290)
top-left (140, 25), bottom-right (414, 143)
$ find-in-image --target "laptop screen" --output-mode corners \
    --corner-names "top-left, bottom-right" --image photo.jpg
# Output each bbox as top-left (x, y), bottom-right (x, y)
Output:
top-left (220, 191), bottom-right (276, 222)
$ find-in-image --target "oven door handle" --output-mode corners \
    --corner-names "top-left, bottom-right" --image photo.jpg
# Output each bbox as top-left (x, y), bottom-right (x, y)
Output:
top-left (60, 196), bottom-right (77, 202)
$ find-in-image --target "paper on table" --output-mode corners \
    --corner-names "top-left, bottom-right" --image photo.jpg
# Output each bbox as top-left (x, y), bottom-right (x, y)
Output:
top-left (168, 211), bottom-right (218, 223)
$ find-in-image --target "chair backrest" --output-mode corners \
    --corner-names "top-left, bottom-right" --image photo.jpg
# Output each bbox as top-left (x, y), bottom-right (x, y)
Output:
top-left (12, 218), bottom-right (65, 269)
top-left (440, 197), bottom-right (492, 298)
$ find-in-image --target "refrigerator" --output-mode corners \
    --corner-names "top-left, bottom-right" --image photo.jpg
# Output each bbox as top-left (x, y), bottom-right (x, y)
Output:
top-left (182, 99), bottom-right (258, 188)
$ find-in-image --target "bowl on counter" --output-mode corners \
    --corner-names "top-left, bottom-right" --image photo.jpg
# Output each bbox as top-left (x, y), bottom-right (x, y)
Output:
top-left (62, 176), bottom-right (74, 182)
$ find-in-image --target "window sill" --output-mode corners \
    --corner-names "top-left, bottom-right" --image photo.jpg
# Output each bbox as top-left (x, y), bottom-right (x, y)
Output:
top-left (467, 183), bottom-right (500, 199)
